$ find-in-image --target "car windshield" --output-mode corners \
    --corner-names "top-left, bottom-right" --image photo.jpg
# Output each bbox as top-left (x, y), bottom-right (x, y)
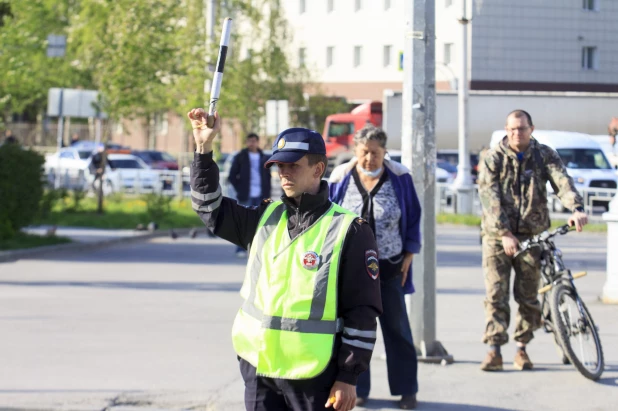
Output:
top-left (437, 160), bottom-right (458, 173)
top-left (78, 151), bottom-right (91, 160)
top-left (437, 152), bottom-right (479, 166)
top-left (143, 151), bottom-right (175, 162)
top-left (557, 148), bottom-right (611, 170)
top-left (328, 122), bottom-right (355, 137)
top-left (109, 159), bottom-right (143, 169)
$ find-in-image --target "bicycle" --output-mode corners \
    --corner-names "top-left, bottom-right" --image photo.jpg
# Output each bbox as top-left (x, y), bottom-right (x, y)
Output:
top-left (515, 224), bottom-right (604, 380)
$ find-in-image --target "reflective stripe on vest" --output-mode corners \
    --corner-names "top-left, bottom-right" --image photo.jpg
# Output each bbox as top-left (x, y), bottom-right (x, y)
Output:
top-left (232, 200), bottom-right (357, 379)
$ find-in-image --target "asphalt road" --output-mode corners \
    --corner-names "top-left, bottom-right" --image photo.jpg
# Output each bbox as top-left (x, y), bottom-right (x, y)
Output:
top-left (0, 226), bottom-right (616, 411)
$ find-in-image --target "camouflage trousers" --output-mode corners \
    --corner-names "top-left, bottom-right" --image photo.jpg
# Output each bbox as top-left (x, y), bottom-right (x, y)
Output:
top-left (482, 236), bottom-right (542, 346)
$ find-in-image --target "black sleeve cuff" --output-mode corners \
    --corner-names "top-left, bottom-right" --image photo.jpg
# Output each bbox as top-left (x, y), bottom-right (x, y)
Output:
top-left (336, 370), bottom-right (358, 386)
top-left (193, 151), bottom-right (214, 167)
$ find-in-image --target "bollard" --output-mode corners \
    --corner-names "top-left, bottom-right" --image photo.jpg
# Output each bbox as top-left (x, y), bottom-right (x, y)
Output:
top-left (602, 195), bottom-right (618, 303)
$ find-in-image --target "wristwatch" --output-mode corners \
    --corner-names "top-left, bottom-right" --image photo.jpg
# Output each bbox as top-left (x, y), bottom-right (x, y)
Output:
top-left (573, 206), bottom-right (585, 213)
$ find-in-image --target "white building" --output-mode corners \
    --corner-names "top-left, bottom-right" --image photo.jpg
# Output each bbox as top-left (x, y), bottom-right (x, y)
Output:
top-left (283, 0), bottom-right (618, 101)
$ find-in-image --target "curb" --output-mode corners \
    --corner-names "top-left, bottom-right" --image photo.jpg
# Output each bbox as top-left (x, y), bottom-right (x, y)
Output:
top-left (0, 228), bottom-right (198, 263)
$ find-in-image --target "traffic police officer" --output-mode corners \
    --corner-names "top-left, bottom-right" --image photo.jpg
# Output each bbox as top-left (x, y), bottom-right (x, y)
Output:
top-left (188, 109), bottom-right (383, 411)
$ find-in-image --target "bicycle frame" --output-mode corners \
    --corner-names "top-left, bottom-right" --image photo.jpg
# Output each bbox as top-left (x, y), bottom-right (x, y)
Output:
top-left (516, 225), bottom-right (586, 333)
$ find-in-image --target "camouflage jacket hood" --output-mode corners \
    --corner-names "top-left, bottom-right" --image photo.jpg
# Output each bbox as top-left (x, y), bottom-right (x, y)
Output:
top-left (478, 136), bottom-right (583, 238)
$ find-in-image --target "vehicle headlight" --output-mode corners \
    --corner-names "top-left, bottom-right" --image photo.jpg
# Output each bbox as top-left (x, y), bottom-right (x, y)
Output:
top-left (574, 177), bottom-right (585, 185)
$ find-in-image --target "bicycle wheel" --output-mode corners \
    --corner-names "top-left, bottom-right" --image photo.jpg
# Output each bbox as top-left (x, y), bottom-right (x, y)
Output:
top-left (550, 284), bottom-right (604, 380)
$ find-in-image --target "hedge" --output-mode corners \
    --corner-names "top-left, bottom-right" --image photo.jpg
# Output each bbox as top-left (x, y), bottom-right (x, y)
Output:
top-left (0, 143), bottom-right (45, 240)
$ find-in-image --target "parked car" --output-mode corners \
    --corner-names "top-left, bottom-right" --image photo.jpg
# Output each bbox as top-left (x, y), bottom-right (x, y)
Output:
top-left (436, 149), bottom-right (480, 183)
top-left (385, 151), bottom-right (455, 184)
top-left (490, 130), bottom-right (618, 211)
top-left (437, 159), bottom-right (458, 181)
top-left (589, 135), bottom-right (618, 170)
top-left (133, 150), bottom-right (179, 170)
top-left (44, 147), bottom-right (94, 189)
top-left (98, 154), bottom-right (162, 194)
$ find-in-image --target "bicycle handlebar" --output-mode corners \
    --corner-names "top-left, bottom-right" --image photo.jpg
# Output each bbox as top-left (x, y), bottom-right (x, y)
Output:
top-left (514, 224), bottom-right (572, 257)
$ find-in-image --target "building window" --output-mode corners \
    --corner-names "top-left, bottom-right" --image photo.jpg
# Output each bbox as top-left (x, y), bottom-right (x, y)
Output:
top-left (299, 48), bottom-right (306, 67)
top-left (445, 0), bottom-right (453, 7)
top-left (354, 46), bottom-right (362, 67)
top-left (326, 46), bottom-right (334, 67)
top-left (300, 0), bottom-right (306, 13)
top-left (582, 46), bottom-right (598, 70)
top-left (582, 0), bottom-right (598, 11)
top-left (355, 0), bottom-right (361, 12)
top-left (327, 0), bottom-right (334, 12)
top-left (444, 43), bottom-right (454, 65)
top-left (383, 45), bottom-right (392, 67)
top-left (384, 0), bottom-right (391, 10)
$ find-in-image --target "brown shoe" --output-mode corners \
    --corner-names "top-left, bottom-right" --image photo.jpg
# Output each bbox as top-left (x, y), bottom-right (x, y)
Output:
top-left (514, 350), bottom-right (534, 370)
top-left (399, 394), bottom-right (417, 409)
top-left (480, 351), bottom-right (503, 371)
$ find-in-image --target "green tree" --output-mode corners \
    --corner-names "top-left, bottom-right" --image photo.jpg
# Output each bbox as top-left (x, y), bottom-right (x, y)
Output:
top-left (71, 0), bottom-right (184, 121)
top-left (0, 0), bottom-right (91, 122)
top-left (219, 0), bottom-right (309, 134)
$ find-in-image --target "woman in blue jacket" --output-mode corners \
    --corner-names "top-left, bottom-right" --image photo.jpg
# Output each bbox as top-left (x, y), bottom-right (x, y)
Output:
top-left (329, 126), bottom-right (421, 410)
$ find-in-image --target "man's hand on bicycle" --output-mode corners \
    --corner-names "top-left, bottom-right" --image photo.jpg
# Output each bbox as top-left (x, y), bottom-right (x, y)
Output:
top-left (502, 232), bottom-right (520, 257)
top-left (568, 210), bottom-right (588, 232)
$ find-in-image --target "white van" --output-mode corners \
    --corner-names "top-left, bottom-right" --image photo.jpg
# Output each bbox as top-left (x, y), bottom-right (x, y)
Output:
top-left (490, 130), bottom-right (618, 211)
top-left (589, 134), bottom-right (618, 170)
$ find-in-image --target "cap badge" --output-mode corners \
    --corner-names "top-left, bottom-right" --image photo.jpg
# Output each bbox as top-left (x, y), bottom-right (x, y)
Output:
top-left (277, 138), bottom-right (286, 150)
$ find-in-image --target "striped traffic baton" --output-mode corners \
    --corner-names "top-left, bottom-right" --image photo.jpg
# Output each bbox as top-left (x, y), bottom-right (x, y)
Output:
top-left (207, 17), bottom-right (233, 128)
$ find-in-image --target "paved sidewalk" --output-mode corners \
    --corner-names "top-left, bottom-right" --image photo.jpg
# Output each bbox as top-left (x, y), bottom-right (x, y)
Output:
top-left (0, 226), bottom-right (201, 263)
top-left (21, 226), bottom-right (149, 244)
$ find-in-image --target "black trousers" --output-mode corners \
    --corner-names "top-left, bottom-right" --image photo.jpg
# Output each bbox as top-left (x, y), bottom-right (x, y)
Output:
top-left (239, 357), bottom-right (338, 411)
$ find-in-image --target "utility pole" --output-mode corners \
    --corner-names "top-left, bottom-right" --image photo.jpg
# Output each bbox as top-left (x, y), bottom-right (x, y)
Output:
top-left (452, 0), bottom-right (474, 214)
top-left (402, 0), bottom-right (453, 364)
top-left (55, 88), bottom-right (64, 189)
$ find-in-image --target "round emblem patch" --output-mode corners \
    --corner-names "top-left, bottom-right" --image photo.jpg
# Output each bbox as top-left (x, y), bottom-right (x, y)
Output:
top-left (277, 138), bottom-right (286, 149)
top-left (302, 251), bottom-right (320, 270)
top-left (365, 249), bottom-right (379, 280)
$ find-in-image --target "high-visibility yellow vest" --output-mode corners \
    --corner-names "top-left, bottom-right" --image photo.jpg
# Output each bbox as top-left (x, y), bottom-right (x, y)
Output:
top-left (231, 200), bottom-right (357, 379)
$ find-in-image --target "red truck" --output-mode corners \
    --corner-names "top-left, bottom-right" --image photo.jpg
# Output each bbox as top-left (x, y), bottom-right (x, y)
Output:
top-left (322, 101), bottom-right (383, 161)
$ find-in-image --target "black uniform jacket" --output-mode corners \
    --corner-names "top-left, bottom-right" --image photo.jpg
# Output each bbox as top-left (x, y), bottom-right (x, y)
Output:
top-left (191, 151), bottom-right (383, 385)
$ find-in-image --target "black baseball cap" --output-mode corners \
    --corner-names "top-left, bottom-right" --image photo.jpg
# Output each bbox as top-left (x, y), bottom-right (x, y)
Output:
top-left (265, 128), bottom-right (326, 168)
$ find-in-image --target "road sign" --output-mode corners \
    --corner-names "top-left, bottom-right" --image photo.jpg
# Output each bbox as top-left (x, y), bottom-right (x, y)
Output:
top-left (47, 88), bottom-right (107, 119)
top-left (265, 100), bottom-right (289, 136)
top-left (46, 35), bottom-right (66, 58)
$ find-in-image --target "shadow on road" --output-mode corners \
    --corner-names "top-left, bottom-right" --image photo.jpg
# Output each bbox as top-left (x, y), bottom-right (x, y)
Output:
top-left (437, 288), bottom-right (485, 295)
top-left (14, 241), bottom-right (245, 266)
top-left (360, 399), bottom-right (517, 410)
top-left (0, 281), bottom-right (243, 293)
top-left (436, 251), bottom-right (482, 268)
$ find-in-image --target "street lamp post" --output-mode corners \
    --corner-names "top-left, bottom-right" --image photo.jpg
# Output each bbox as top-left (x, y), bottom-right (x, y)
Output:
top-left (452, 0), bottom-right (474, 214)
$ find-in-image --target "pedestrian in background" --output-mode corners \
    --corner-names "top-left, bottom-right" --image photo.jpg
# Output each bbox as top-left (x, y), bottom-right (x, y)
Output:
top-left (227, 132), bottom-right (271, 257)
top-left (189, 108), bottom-right (382, 411)
top-left (329, 125), bottom-right (421, 410)
top-left (478, 109), bottom-right (588, 372)
top-left (3, 129), bottom-right (17, 145)
top-left (89, 145), bottom-right (108, 191)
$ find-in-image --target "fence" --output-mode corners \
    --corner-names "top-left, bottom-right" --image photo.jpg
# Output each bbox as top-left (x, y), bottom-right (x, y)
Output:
top-left (435, 183), bottom-right (616, 216)
top-left (45, 167), bottom-right (616, 215)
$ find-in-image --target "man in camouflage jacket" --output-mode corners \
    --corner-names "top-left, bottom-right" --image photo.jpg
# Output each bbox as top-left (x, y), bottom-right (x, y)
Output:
top-left (477, 110), bottom-right (588, 372)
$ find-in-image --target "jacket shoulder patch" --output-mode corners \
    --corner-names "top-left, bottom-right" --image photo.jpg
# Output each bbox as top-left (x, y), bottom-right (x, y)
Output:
top-left (365, 249), bottom-right (379, 280)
